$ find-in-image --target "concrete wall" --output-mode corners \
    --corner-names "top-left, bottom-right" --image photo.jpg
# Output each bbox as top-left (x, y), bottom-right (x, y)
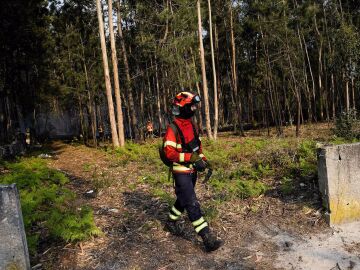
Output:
top-left (318, 143), bottom-right (360, 226)
top-left (0, 184), bottom-right (30, 270)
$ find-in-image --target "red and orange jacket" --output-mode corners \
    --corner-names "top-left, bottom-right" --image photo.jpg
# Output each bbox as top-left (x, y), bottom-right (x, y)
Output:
top-left (163, 118), bottom-right (207, 174)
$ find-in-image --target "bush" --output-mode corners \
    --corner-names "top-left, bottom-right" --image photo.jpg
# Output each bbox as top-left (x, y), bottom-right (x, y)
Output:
top-left (333, 109), bottom-right (360, 140)
top-left (0, 158), bottom-right (100, 254)
top-left (110, 141), bottom-right (163, 168)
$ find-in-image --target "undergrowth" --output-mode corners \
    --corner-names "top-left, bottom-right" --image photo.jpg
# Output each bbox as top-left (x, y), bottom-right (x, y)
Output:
top-left (0, 158), bottom-right (101, 254)
top-left (106, 135), bottom-right (319, 208)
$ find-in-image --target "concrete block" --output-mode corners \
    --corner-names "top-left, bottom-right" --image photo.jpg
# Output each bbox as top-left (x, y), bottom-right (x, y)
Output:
top-left (0, 184), bottom-right (30, 270)
top-left (318, 143), bottom-right (360, 226)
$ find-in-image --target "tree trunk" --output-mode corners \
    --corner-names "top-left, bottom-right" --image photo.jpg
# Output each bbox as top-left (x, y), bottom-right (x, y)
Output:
top-left (314, 15), bottom-right (323, 121)
top-left (108, 0), bottom-right (125, 146)
top-left (331, 73), bottom-right (336, 119)
top-left (230, 2), bottom-right (244, 136)
top-left (154, 57), bottom-right (163, 135)
top-left (215, 23), bottom-right (223, 128)
top-left (301, 33), bottom-right (316, 122)
top-left (116, 0), bottom-right (139, 140)
top-left (189, 47), bottom-right (204, 134)
top-left (80, 34), bottom-right (97, 147)
top-left (345, 74), bottom-right (350, 113)
top-left (96, 0), bottom-right (119, 147)
top-left (208, 0), bottom-right (218, 139)
top-left (352, 76), bottom-right (355, 110)
top-left (197, 0), bottom-right (213, 139)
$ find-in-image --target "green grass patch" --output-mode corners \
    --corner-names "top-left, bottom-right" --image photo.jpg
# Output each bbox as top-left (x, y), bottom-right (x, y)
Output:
top-left (209, 169), bottom-right (269, 201)
top-left (280, 176), bottom-right (294, 195)
top-left (109, 141), bottom-right (163, 168)
top-left (0, 158), bottom-right (101, 254)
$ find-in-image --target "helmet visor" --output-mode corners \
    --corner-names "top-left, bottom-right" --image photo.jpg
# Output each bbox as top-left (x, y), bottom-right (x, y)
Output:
top-left (193, 95), bottom-right (201, 104)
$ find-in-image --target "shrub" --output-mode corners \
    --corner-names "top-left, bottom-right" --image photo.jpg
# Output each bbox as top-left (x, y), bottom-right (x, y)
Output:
top-left (333, 109), bottom-right (360, 140)
top-left (0, 158), bottom-right (100, 254)
top-left (297, 140), bottom-right (317, 177)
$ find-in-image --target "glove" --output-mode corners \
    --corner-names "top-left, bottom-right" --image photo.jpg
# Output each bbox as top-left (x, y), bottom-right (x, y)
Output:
top-left (205, 160), bottom-right (212, 170)
top-left (190, 152), bottom-right (207, 172)
top-left (190, 152), bottom-right (201, 163)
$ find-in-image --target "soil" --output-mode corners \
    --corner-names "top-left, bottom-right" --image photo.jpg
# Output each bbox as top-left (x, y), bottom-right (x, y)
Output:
top-left (32, 125), bottom-right (357, 270)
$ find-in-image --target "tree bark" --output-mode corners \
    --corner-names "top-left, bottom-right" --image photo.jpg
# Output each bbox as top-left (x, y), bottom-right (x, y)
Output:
top-left (154, 57), bottom-right (163, 135)
top-left (314, 15), bottom-right (323, 120)
top-left (96, 0), bottom-right (119, 147)
top-left (116, 0), bottom-right (139, 140)
top-left (230, 2), bottom-right (244, 136)
top-left (345, 73), bottom-right (350, 113)
top-left (197, 0), bottom-right (213, 139)
top-left (80, 34), bottom-right (97, 147)
top-left (352, 76), bottom-right (355, 110)
top-left (208, 0), bottom-right (218, 139)
top-left (189, 47), bottom-right (204, 135)
top-left (108, 0), bottom-right (125, 146)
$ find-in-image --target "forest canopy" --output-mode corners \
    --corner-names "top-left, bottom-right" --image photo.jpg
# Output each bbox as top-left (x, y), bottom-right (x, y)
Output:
top-left (1, 0), bottom-right (359, 146)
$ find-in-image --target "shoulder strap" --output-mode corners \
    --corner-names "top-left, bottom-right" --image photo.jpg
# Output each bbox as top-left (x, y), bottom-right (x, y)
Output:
top-left (191, 121), bottom-right (199, 139)
top-left (171, 121), bottom-right (186, 146)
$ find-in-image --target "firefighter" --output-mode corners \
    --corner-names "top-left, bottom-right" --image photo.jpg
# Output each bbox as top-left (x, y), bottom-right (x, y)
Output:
top-left (163, 91), bottom-right (223, 252)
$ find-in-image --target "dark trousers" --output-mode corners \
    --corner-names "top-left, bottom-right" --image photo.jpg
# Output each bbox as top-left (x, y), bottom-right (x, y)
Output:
top-left (173, 172), bottom-right (202, 222)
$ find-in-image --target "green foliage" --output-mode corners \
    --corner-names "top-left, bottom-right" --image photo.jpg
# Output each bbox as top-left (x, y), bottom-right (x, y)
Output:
top-left (297, 140), bottom-right (317, 177)
top-left (140, 173), bottom-right (172, 187)
top-left (230, 163), bottom-right (274, 180)
top-left (111, 141), bottom-right (163, 167)
top-left (202, 203), bottom-right (220, 221)
top-left (151, 188), bottom-right (175, 205)
top-left (203, 136), bottom-right (321, 200)
top-left (47, 207), bottom-right (101, 242)
top-left (209, 168), bottom-right (268, 201)
top-left (0, 158), bottom-right (100, 254)
top-left (280, 176), bottom-right (294, 195)
top-left (333, 110), bottom-right (360, 140)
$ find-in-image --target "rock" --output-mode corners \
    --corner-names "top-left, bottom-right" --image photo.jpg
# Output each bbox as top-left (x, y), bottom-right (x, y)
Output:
top-left (0, 184), bottom-right (30, 270)
top-left (284, 241), bottom-right (294, 251)
top-left (84, 189), bottom-right (97, 198)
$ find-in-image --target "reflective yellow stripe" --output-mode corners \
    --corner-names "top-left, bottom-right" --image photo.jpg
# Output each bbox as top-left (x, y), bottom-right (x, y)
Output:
top-left (164, 141), bottom-right (177, 148)
top-left (172, 206), bottom-right (182, 216)
top-left (199, 154), bottom-right (205, 158)
top-left (173, 162), bottom-right (193, 168)
top-left (169, 213), bottom-right (180, 221)
top-left (172, 166), bottom-right (192, 172)
top-left (192, 217), bottom-right (205, 227)
top-left (164, 141), bottom-right (182, 149)
top-left (173, 166), bottom-right (191, 172)
top-left (179, 153), bottom-right (185, 162)
top-left (195, 222), bottom-right (208, 233)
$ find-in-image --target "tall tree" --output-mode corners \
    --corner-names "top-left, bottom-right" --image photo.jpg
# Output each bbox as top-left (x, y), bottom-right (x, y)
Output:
top-left (229, 1), bottom-right (244, 136)
top-left (96, 0), bottom-right (119, 147)
top-left (116, 0), bottom-right (139, 140)
top-left (208, 0), bottom-right (218, 139)
top-left (197, 0), bottom-right (213, 139)
top-left (108, 0), bottom-right (125, 146)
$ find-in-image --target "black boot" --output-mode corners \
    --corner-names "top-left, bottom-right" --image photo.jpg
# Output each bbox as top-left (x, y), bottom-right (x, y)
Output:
top-left (201, 231), bottom-right (223, 252)
top-left (165, 220), bottom-right (184, 236)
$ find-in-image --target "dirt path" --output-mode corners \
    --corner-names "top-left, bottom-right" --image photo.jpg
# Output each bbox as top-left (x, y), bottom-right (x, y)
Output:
top-left (39, 141), bottom-right (339, 270)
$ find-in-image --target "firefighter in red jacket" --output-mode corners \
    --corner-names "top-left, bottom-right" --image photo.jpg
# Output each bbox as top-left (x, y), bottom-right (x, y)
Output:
top-left (163, 91), bottom-right (222, 252)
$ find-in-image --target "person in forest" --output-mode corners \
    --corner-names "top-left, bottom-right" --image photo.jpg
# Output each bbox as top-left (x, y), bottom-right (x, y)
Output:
top-left (146, 120), bottom-right (154, 138)
top-left (162, 91), bottom-right (223, 252)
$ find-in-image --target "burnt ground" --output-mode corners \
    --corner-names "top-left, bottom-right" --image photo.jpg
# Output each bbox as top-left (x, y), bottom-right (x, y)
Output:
top-left (34, 126), bottom-right (332, 270)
